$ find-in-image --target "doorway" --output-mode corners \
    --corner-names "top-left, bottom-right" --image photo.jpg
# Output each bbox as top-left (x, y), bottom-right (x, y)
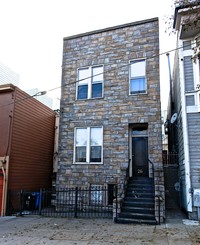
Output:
top-left (132, 137), bottom-right (148, 177)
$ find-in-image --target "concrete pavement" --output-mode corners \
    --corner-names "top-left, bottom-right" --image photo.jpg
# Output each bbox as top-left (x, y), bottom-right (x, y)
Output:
top-left (0, 210), bottom-right (200, 244)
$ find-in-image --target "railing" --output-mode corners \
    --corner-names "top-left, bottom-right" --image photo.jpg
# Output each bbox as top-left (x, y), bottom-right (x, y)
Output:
top-left (162, 152), bottom-right (178, 165)
top-left (7, 187), bottom-right (114, 218)
top-left (148, 158), bottom-right (162, 225)
top-left (148, 158), bottom-right (154, 179)
top-left (117, 159), bottom-right (130, 198)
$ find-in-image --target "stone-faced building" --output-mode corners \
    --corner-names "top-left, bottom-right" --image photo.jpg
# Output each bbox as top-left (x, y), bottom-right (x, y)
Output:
top-left (57, 18), bottom-right (164, 223)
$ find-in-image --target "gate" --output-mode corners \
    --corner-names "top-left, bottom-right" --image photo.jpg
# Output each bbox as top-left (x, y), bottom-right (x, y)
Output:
top-left (163, 152), bottom-right (180, 209)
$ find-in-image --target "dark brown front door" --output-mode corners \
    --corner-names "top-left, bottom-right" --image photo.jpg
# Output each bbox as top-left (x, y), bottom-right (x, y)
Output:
top-left (132, 137), bottom-right (148, 177)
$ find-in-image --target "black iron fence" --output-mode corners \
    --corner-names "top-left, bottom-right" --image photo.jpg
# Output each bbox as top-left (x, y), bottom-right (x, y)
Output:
top-left (7, 186), bottom-right (116, 218)
top-left (162, 152), bottom-right (178, 165)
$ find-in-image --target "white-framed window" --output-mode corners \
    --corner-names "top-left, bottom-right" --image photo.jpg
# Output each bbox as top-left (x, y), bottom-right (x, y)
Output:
top-left (74, 127), bottom-right (103, 164)
top-left (182, 38), bottom-right (200, 113)
top-left (77, 66), bottom-right (103, 100)
top-left (130, 59), bottom-right (146, 94)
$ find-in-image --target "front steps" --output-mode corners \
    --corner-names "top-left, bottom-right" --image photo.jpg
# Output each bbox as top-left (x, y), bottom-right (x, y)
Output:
top-left (116, 177), bottom-right (157, 225)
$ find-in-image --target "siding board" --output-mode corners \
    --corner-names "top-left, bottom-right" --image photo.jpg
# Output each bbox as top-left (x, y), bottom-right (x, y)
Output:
top-left (183, 56), bottom-right (194, 91)
top-left (8, 87), bottom-right (55, 191)
top-left (187, 113), bottom-right (200, 189)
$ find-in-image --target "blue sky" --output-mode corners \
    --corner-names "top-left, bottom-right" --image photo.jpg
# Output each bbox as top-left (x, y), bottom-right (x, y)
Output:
top-left (0, 0), bottom-right (176, 110)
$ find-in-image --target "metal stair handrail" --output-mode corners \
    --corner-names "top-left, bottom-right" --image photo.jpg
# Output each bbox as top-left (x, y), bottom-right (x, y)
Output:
top-left (117, 159), bottom-right (130, 198)
top-left (148, 158), bottom-right (154, 179)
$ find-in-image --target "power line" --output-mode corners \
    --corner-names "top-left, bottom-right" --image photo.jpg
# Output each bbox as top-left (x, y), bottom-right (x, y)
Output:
top-left (0, 42), bottom-right (193, 109)
top-left (48, 43), bottom-right (193, 92)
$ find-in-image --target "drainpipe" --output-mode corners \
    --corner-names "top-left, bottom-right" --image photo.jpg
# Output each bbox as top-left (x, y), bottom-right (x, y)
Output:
top-left (179, 41), bottom-right (192, 212)
top-left (53, 112), bottom-right (59, 173)
top-left (166, 53), bottom-right (175, 152)
top-left (1, 165), bottom-right (6, 216)
top-left (0, 157), bottom-right (9, 216)
top-left (166, 53), bottom-right (173, 119)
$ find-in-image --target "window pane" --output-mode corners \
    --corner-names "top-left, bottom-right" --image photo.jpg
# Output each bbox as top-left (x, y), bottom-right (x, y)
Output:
top-left (90, 146), bottom-right (101, 162)
top-left (90, 185), bottom-right (103, 204)
top-left (92, 66), bottom-right (103, 83)
top-left (76, 146), bottom-right (86, 162)
top-left (183, 41), bottom-right (191, 50)
top-left (130, 78), bottom-right (146, 94)
top-left (92, 83), bottom-right (102, 98)
top-left (77, 85), bottom-right (88, 99)
top-left (76, 128), bottom-right (87, 146)
top-left (90, 127), bottom-right (102, 146)
top-left (130, 60), bottom-right (145, 77)
top-left (78, 68), bottom-right (90, 85)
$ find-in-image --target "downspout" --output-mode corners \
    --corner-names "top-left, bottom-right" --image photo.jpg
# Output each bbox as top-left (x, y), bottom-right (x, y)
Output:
top-left (166, 53), bottom-right (173, 120)
top-left (0, 157), bottom-right (9, 216)
top-left (53, 112), bottom-right (59, 173)
top-left (179, 40), bottom-right (192, 212)
top-left (1, 114), bottom-right (13, 216)
top-left (1, 164), bottom-right (6, 216)
top-left (166, 53), bottom-right (175, 152)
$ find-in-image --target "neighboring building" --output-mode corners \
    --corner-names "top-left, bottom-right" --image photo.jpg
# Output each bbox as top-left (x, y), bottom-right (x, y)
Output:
top-left (0, 84), bottom-right (56, 216)
top-left (57, 18), bottom-right (164, 223)
top-left (0, 63), bottom-right (20, 86)
top-left (169, 3), bottom-right (200, 219)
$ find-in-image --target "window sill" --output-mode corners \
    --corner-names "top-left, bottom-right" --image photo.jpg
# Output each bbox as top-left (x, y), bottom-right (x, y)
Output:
top-left (73, 162), bottom-right (103, 165)
top-left (76, 97), bottom-right (104, 101)
top-left (129, 91), bottom-right (147, 96)
top-left (186, 105), bottom-right (200, 113)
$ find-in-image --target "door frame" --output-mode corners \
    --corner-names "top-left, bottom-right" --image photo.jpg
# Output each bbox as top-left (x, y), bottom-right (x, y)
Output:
top-left (129, 124), bottom-right (149, 178)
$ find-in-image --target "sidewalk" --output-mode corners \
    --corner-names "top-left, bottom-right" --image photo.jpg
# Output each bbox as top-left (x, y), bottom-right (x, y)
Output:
top-left (0, 210), bottom-right (200, 244)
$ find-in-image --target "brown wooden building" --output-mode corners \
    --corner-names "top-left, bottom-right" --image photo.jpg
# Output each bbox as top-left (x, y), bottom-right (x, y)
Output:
top-left (0, 84), bottom-right (56, 215)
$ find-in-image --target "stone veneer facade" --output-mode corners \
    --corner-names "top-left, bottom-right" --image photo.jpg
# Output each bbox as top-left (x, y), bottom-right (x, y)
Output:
top-left (57, 18), bottom-right (165, 221)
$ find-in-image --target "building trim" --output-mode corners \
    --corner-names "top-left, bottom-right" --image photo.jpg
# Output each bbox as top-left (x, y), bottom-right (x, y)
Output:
top-left (64, 17), bottom-right (158, 41)
top-left (179, 41), bottom-right (192, 212)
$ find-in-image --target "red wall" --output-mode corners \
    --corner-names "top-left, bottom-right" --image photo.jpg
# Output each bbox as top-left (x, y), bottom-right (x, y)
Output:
top-left (8, 87), bottom-right (55, 191)
top-left (0, 90), bottom-right (14, 156)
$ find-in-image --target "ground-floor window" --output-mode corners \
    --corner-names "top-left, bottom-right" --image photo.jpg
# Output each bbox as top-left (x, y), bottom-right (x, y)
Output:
top-left (74, 127), bottom-right (103, 164)
top-left (90, 185), bottom-right (103, 205)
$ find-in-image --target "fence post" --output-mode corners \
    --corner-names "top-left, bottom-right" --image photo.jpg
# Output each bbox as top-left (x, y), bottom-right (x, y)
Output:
top-left (39, 188), bottom-right (42, 215)
top-left (74, 187), bottom-right (78, 218)
top-left (19, 190), bottom-right (23, 216)
top-left (115, 185), bottom-right (118, 223)
top-left (158, 196), bottom-right (161, 225)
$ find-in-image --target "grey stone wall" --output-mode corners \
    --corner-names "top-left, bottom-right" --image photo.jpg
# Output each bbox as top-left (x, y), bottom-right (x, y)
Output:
top-left (58, 18), bottom-right (163, 202)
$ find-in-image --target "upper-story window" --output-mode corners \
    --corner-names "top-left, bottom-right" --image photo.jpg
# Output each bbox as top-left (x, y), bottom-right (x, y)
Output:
top-left (182, 38), bottom-right (200, 112)
top-left (130, 59), bottom-right (146, 94)
top-left (77, 66), bottom-right (103, 100)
